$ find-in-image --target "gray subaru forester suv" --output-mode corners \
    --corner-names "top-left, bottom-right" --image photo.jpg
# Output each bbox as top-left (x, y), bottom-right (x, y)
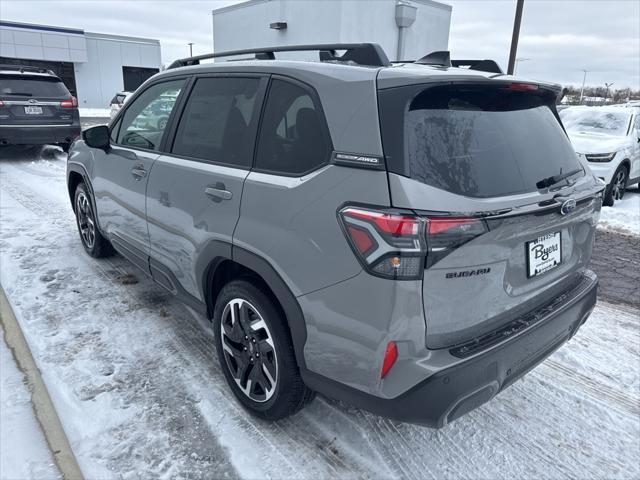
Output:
top-left (67, 44), bottom-right (602, 427)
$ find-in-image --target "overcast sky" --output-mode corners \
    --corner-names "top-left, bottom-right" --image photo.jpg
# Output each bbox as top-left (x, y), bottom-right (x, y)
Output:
top-left (2, 0), bottom-right (638, 88)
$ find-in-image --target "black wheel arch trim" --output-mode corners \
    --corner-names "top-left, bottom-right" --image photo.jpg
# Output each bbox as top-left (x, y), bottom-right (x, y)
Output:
top-left (67, 162), bottom-right (104, 234)
top-left (200, 242), bottom-right (308, 370)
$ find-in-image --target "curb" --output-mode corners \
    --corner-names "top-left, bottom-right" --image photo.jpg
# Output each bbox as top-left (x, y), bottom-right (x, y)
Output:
top-left (0, 287), bottom-right (84, 480)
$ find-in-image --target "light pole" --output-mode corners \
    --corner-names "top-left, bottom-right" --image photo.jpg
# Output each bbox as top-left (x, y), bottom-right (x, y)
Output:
top-left (507, 0), bottom-right (525, 75)
top-left (514, 57), bottom-right (530, 74)
top-left (604, 82), bottom-right (614, 104)
top-left (188, 42), bottom-right (194, 57)
top-left (579, 69), bottom-right (588, 104)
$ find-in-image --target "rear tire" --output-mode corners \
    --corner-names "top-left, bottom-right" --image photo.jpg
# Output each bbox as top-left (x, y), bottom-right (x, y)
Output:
top-left (603, 165), bottom-right (628, 207)
top-left (213, 279), bottom-right (314, 420)
top-left (73, 182), bottom-right (115, 258)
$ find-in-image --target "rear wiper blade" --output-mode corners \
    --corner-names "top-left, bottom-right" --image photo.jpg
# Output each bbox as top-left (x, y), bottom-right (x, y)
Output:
top-left (536, 168), bottom-right (582, 189)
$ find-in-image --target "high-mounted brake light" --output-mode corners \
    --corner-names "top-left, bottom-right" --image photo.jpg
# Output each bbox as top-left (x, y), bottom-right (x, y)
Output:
top-left (380, 341), bottom-right (398, 379)
top-left (503, 82), bottom-right (538, 91)
top-left (60, 96), bottom-right (78, 108)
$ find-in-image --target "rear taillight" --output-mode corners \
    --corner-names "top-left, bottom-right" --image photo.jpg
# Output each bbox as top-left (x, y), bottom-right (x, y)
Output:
top-left (340, 207), bottom-right (489, 276)
top-left (0, 100), bottom-right (4, 108)
top-left (60, 96), bottom-right (78, 108)
top-left (339, 207), bottom-right (426, 280)
top-left (424, 216), bottom-right (488, 267)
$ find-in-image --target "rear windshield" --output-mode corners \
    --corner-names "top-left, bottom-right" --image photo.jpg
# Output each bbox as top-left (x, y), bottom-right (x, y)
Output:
top-left (379, 84), bottom-right (583, 198)
top-left (0, 76), bottom-right (70, 98)
top-left (560, 108), bottom-right (631, 137)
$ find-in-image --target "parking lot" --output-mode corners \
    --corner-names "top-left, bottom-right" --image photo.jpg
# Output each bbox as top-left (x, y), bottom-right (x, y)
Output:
top-left (1, 143), bottom-right (638, 479)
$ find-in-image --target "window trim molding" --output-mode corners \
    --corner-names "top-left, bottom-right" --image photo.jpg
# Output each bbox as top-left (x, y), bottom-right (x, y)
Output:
top-left (251, 74), bottom-right (334, 178)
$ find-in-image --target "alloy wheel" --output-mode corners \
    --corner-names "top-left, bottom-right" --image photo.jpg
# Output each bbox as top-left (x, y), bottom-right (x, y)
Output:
top-left (76, 191), bottom-right (96, 249)
top-left (612, 169), bottom-right (627, 201)
top-left (220, 298), bottom-right (278, 402)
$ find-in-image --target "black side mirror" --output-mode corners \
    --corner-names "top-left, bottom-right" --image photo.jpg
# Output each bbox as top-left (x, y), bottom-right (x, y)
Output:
top-left (82, 125), bottom-right (110, 151)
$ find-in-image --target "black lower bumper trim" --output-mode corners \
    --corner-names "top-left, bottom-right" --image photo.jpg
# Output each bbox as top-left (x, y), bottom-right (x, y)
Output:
top-left (0, 125), bottom-right (80, 146)
top-left (303, 271), bottom-right (598, 427)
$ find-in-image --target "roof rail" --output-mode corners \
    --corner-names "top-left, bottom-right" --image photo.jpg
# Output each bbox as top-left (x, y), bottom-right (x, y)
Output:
top-left (451, 59), bottom-right (503, 74)
top-left (0, 64), bottom-right (56, 76)
top-left (167, 43), bottom-right (391, 69)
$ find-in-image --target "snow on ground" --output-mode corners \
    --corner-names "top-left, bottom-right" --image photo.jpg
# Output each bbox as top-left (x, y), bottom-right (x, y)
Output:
top-left (0, 149), bottom-right (639, 479)
top-left (598, 186), bottom-right (640, 236)
top-left (78, 108), bottom-right (110, 118)
top-left (1, 326), bottom-right (61, 480)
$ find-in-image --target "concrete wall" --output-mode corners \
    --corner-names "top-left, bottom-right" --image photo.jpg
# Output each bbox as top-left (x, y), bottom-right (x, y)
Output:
top-left (212, 0), bottom-right (451, 62)
top-left (74, 33), bottom-right (161, 108)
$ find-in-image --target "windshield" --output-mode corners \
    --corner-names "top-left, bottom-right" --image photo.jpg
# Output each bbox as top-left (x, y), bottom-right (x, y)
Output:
top-left (560, 108), bottom-right (631, 137)
top-left (0, 77), bottom-right (70, 98)
top-left (379, 84), bottom-right (583, 198)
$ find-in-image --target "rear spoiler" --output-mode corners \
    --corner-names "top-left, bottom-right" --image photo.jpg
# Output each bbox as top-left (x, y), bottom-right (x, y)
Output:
top-left (396, 51), bottom-right (504, 74)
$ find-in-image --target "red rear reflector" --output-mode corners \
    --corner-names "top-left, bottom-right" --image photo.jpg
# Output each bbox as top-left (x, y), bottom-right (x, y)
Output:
top-left (427, 217), bottom-right (477, 235)
top-left (504, 82), bottom-right (538, 91)
top-left (346, 225), bottom-right (375, 255)
top-left (381, 341), bottom-right (398, 378)
top-left (60, 96), bottom-right (78, 108)
top-left (343, 208), bottom-right (419, 235)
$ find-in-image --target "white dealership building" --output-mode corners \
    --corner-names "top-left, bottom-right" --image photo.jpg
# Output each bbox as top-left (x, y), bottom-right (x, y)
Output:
top-left (0, 21), bottom-right (161, 108)
top-left (212, 0), bottom-right (452, 62)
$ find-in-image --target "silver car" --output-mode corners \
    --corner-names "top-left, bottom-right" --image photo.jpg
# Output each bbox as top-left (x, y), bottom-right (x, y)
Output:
top-left (67, 44), bottom-right (602, 427)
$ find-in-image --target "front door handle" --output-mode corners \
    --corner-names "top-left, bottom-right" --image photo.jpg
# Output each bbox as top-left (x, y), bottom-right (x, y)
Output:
top-left (205, 186), bottom-right (233, 201)
top-left (131, 164), bottom-right (147, 180)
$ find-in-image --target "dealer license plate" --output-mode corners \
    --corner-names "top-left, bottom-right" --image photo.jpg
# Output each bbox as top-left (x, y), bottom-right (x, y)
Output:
top-left (527, 232), bottom-right (562, 277)
top-left (24, 106), bottom-right (43, 115)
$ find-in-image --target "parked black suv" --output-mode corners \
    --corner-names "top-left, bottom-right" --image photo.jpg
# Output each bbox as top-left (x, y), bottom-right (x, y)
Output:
top-left (0, 65), bottom-right (81, 152)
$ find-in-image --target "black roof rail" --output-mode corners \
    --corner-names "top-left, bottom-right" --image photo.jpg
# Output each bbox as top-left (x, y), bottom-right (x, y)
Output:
top-left (0, 64), bottom-right (56, 76)
top-left (451, 59), bottom-right (503, 74)
top-left (167, 43), bottom-right (391, 69)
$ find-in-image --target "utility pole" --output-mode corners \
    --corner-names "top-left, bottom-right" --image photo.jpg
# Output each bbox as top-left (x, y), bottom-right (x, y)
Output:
top-left (579, 69), bottom-right (588, 104)
top-left (507, 0), bottom-right (525, 75)
top-left (188, 42), bottom-right (194, 57)
top-left (604, 82), bottom-right (614, 104)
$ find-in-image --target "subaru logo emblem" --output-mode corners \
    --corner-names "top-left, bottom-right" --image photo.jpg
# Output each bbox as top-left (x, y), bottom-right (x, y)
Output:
top-left (560, 199), bottom-right (577, 215)
top-left (28, 98), bottom-right (37, 104)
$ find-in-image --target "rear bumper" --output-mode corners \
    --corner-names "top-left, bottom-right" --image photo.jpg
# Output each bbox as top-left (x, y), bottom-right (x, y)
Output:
top-left (305, 270), bottom-right (598, 427)
top-left (0, 124), bottom-right (81, 146)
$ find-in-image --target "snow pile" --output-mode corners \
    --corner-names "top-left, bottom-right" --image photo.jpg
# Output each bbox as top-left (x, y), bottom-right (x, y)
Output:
top-left (599, 188), bottom-right (640, 236)
top-left (1, 327), bottom-right (61, 480)
top-left (79, 108), bottom-right (110, 118)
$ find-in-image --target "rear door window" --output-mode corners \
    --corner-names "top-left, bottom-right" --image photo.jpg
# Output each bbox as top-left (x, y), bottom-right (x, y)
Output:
top-left (379, 84), bottom-right (583, 198)
top-left (171, 77), bottom-right (261, 168)
top-left (0, 77), bottom-right (69, 98)
top-left (255, 78), bottom-right (331, 176)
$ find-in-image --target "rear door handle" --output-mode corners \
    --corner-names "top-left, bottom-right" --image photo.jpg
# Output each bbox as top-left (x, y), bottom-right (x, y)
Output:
top-left (205, 186), bottom-right (233, 201)
top-left (131, 164), bottom-right (147, 180)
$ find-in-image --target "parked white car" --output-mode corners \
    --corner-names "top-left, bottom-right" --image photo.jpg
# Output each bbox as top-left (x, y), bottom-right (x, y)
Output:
top-left (560, 106), bottom-right (640, 206)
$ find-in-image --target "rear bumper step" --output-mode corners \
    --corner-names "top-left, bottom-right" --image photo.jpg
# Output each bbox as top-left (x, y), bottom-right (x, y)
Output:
top-left (304, 270), bottom-right (598, 427)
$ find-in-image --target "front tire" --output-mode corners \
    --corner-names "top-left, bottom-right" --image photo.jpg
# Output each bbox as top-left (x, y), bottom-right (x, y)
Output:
top-left (74, 182), bottom-right (115, 258)
top-left (603, 165), bottom-right (629, 207)
top-left (213, 279), bottom-right (314, 420)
